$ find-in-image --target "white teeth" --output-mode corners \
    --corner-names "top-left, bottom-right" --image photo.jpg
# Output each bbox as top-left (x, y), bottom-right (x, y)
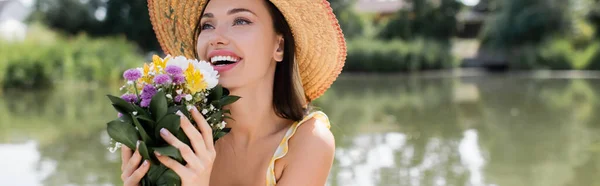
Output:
top-left (210, 55), bottom-right (239, 63)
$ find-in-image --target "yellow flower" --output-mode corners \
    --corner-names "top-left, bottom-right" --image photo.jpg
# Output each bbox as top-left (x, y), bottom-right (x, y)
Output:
top-left (184, 63), bottom-right (207, 93)
top-left (140, 63), bottom-right (153, 84)
top-left (152, 55), bottom-right (169, 73)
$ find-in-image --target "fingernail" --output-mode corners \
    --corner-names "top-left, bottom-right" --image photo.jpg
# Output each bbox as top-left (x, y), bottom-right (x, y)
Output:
top-left (160, 128), bottom-right (169, 136)
top-left (143, 160), bottom-right (149, 166)
top-left (136, 140), bottom-right (140, 148)
top-left (190, 106), bottom-right (198, 112)
top-left (154, 151), bottom-right (162, 156)
top-left (176, 110), bottom-right (184, 117)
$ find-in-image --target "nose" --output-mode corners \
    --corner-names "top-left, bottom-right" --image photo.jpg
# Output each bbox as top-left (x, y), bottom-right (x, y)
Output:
top-left (208, 27), bottom-right (230, 47)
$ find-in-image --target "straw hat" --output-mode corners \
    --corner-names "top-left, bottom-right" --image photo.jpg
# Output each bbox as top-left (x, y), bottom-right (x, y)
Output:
top-left (147, 0), bottom-right (346, 102)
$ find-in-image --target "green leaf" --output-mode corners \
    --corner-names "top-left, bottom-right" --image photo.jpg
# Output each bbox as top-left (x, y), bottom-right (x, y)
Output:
top-left (118, 113), bottom-right (133, 123)
top-left (107, 95), bottom-right (134, 113)
top-left (153, 146), bottom-right (183, 162)
top-left (167, 105), bottom-right (181, 115)
top-left (138, 141), bottom-right (153, 163)
top-left (220, 95), bottom-right (241, 107)
top-left (112, 104), bottom-right (130, 116)
top-left (134, 105), bottom-right (149, 117)
top-left (214, 131), bottom-right (229, 142)
top-left (156, 169), bottom-right (181, 186)
top-left (107, 119), bottom-right (138, 149)
top-left (132, 115), bottom-right (154, 145)
top-left (208, 85), bottom-right (224, 103)
top-left (147, 164), bottom-right (168, 184)
top-left (150, 90), bottom-right (168, 120)
top-left (136, 115), bottom-right (155, 128)
top-left (175, 128), bottom-right (190, 147)
top-left (155, 114), bottom-right (181, 139)
top-left (208, 110), bottom-right (224, 123)
top-left (214, 84), bottom-right (224, 98)
top-left (222, 127), bottom-right (232, 133)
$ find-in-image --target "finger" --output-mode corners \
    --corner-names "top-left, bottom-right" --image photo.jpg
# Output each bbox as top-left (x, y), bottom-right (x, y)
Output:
top-left (121, 145), bottom-right (133, 170)
top-left (177, 110), bottom-right (207, 154)
top-left (190, 107), bottom-right (214, 151)
top-left (122, 144), bottom-right (142, 179)
top-left (124, 160), bottom-right (150, 186)
top-left (155, 151), bottom-right (192, 178)
top-left (159, 128), bottom-right (203, 168)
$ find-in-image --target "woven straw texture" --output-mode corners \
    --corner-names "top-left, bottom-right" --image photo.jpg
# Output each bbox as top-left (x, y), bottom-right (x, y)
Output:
top-left (148, 0), bottom-right (346, 102)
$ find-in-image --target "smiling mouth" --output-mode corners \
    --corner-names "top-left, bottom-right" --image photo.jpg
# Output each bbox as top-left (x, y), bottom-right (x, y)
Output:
top-left (210, 56), bottom-right (241, 66)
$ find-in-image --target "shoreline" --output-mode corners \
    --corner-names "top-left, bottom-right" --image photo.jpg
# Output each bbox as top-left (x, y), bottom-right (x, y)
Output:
top-left (339, 68), bottom-right (600, 79)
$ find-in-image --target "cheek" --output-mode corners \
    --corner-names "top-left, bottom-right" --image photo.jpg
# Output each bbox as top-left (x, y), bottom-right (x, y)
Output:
top-left (232, 29), bottom-right (276, 64)
top-left (196, 37), bottom-right (209, 60)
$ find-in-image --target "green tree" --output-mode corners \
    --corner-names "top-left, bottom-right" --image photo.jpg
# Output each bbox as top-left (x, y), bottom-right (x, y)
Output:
top-left (378, 0), bottom-right (462, 40)
top-left (32, 0), bottom-right (160, 52)
top-left (480, 0), bottom-right (570, 49)
top-left (328, 0), bottom-right (365, 39)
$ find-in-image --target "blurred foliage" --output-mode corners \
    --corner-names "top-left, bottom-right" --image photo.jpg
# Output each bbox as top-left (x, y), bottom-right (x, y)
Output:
top-left (508, 37), bottom-right (600, 70)
top-left (329, 0), bottom-right (366, 39)
top-left (30, 0), bottom-right (160, 52)
top-left (479, 0), bottom-right (570, 48)
top-left (344, 38), bottom-right (459, 72)
top-left (0, 24), bottom-right (143, 90)
top-left (378, 0), bottom-right (462, 40)
top-left (588, 0), bottom-right (600, 38)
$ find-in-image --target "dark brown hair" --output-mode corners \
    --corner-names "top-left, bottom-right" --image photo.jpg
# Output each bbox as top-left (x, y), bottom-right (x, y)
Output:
top-left (193, 0), bottom-right (309, 121)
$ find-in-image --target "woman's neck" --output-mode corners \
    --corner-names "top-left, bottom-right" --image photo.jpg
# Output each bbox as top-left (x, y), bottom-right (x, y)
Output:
top-left (223, 81), bottom-right (291, 146)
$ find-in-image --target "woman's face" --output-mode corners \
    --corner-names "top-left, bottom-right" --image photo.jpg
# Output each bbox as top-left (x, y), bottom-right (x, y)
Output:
top-left (196, 0), bottom-right (284, 90)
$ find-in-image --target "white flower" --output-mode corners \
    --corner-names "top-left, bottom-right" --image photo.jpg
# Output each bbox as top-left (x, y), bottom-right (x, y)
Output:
top-left (166, 94), bottom-right (172, 99)
top-left (185, 94), bottom-right (193, 101)
top-left (176, 89), bottom-right (183, 95)
top-left (127, 81), bottom-right (134, 85)
top-left (202, 109), bottom-right (208, 115)
top-left (166, 56), bottom-right (191, 71)
top-left (133, 111), bottom-right (138, 116)
top-left (218, 121), bottom-right (227, 129)
top-left (193, 60), bottom-right (219, 89)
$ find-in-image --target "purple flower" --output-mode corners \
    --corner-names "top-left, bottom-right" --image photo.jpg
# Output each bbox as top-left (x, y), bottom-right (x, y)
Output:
top-left (121, 93), bottom-right (138, 103)
top-left (175, 94), bottom-right (185, 103)
top-left (118, 112), bottom-right (123, 118)
top-left (173, 74), bottom-right (186, 84)
top-left (153, 74), bottom-right (172, 85)
top-left (140, 99), bottom-right (151, 107)
top-left (123, 69), bottom-right (142, 81)
top-left (165, 65), bottom-right (183, 75)
top-left (141, 85), bottom-right (157, 100)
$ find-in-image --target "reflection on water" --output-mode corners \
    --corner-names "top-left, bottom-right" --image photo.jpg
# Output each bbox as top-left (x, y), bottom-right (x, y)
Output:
top-left (1, 74), bottom-right (600, 186)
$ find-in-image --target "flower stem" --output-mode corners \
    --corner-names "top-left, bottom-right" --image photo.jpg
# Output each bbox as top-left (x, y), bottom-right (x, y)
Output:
top-left (133, 81), bottom-right (140, 103)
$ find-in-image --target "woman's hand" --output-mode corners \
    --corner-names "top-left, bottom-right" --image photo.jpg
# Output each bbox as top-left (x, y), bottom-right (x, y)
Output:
top-left (155, 107), bottom-right (215, 186)
top-left (120, 143), bottom-right (151, 186)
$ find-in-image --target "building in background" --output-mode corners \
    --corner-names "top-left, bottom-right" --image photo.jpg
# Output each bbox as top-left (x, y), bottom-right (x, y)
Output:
top-left (0, 0), bottom-right (31, 41)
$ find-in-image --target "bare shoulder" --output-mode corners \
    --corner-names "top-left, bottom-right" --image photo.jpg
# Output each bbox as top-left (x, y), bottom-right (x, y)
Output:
top-left (288, 116), bottom-right (335, 154)
top-left (276, 115), bottom-right (335, 185)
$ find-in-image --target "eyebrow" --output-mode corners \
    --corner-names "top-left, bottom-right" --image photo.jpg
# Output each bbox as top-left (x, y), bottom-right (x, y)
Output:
top-left (201, 8), bottom-right (257, 19)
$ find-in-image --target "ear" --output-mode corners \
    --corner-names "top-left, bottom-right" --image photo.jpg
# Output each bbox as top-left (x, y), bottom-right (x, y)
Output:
top-left (273, 36), bottom-right (284, 62)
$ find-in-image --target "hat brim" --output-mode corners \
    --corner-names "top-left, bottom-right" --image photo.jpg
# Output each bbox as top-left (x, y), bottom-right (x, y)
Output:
top-left (148, 0), bottom-right (346, 102)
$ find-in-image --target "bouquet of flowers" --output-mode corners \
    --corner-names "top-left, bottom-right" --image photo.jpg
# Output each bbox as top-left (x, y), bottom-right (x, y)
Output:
top-left (105, 55), bottom-right (239, 186)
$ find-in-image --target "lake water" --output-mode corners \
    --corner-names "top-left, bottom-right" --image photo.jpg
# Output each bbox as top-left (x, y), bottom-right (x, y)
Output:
top-left (1, 72), bottom-right (600, 186)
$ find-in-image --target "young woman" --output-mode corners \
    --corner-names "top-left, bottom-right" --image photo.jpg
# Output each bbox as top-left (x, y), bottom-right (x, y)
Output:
top-left (120, 0), bottom-right (346, 185)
